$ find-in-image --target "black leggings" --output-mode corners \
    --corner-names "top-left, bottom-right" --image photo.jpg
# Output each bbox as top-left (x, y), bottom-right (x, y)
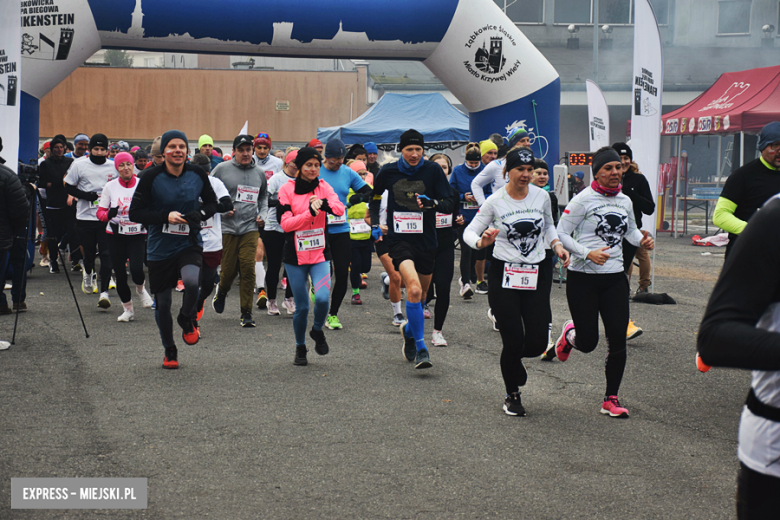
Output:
top-left (565, 270), bottom-right (629, 397)
top-left (457, 227), bottom-right (485, 284)
top-left (197, 264), bottom-right (219, 311)
top-left (737, 462), bottom-right (780, 519)
top-left (328, 232), bottom-right (351, 316)
top-left (425, 246), bottom-right (455, 331)
top-left (154, 264), bottom-right (200, 349)
top-left (350, 240), bottom-right (372, 289)
top-left (622, 239), bottom-right (638, 274)
top-left (264, 231), bottom-right (292, 300)
top-left (488, 259), bottom-right (552, 395)
top-left (107, 232), bottom-right (146, 303)
top-left (77, 220), bottom-right (112, 293)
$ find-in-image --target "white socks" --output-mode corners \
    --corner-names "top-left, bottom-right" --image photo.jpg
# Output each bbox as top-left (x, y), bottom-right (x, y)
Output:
top-left (255, 261), bottom-right (266, 289)
top-left (391, 301), bottom-right (402, 315)
top-left (135, 284), bottom-right (146, 295)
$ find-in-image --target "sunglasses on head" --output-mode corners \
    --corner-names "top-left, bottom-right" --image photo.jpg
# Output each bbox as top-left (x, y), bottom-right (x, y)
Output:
top-left (256, 133), bottom-right (269, 140)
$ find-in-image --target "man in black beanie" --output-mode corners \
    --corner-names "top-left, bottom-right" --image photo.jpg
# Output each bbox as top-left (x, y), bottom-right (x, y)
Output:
top-left (39, 135), bottom-right (75, 274)
top-left (368, 129), bottom-right (457, 369)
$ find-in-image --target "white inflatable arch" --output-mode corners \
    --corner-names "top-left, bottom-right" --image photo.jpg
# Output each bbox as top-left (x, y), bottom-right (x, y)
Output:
top-left (19, 0), bottom-right (559, 162)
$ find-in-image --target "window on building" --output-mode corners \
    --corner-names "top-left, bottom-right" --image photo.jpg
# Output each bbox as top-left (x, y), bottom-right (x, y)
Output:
top-left (494, 0), bottom-right (544, 24)
top-left (648, 0), bottom-right (669, 25)
top-left (554, 0), bottom-right (592, 23)
top-left (144, 58), bottom-right (155, 68)
top-left (718, 1), bottom-right (751, 34)
top-left (554, 0), bottom-right (667, 25)
top-left (600, 0), bottom-right (631, 24)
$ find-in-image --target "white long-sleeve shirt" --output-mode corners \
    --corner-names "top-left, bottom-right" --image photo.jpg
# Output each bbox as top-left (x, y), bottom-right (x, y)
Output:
top-left (464, 185), bottom-right (557, 265)
top-left (470, 158), bottom-right (506, 206)
top-left (556, 187), bottom-right (643, 274)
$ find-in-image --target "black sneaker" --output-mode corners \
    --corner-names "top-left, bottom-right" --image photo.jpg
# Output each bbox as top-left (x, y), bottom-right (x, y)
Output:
top-left (310, 329), bottom-right (329, 355)
top-left (49, 263), bottom-right (60, 274)
top-left (475, 281), bottom-right (489, 294)
top-left (414, 348), bottom-right (432, 369)
top-left (503, 392), bottom-right (526, 416)
top-left (212, 291), bottom-right (226, 314)
top-left (293, 345), bottom-right (308, 366)
top-left (240, 312), bottom-right (255, 328)
top-left (400, 321), bottom-right (416, 362)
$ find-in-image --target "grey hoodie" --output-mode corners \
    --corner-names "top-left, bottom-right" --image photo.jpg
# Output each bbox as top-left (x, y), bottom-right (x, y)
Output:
top-left (212, 156), bottom-right (268, 236)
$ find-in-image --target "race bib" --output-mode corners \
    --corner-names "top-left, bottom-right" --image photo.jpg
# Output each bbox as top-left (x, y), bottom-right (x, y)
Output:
top-left (327, 213), bottom-right (347, 225)
top-left (295, 228), bottom-right (325, 252)
top-left (502, 263), bottom-right (539, 290)
top-left (236, 184), bottom-right (260, 203)
top-left (349, 219), bottom-right (371, 235)
top-left (119, 220), bottom-right (142, 235)
top-left (462, 199), bottom-right (480, 210)
top-left (393, 212), bottom-right (423, 234)
top-left (201, 217), bottom-right (214, 230)
top-left (435, 213), bottom-right (452, 229)
top-left (163, 223), bottom-right (190, 235)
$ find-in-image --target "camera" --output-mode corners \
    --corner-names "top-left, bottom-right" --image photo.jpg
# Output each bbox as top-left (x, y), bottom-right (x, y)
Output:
top-left (17, 160), bottom-right (39, 185)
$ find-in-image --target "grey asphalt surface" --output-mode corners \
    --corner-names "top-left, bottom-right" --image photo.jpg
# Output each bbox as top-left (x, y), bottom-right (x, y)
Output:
top-left (0, 234), bottom-right (748, 519)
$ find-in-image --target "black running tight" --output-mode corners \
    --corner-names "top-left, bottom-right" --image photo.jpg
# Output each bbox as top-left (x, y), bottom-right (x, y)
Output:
top-left (488, 259), bottom-right (552, 395)
top-left (263, 231), bottom-right (292, 300)
top-left (107, 233), bottom-right (146, 303)
top-left (77, 220), bottom-right (112, 292)
top-left (155, 265), bottom-right (200, 348)
top-left (328, 232), bottom-right (351, 316)
top-left (425, 246), bottom-right (455, 331)
top-left (565, 270), bottom-right (629, 397)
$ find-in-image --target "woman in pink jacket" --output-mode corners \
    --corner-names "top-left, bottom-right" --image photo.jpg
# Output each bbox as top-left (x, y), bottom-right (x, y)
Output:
top-left (278, 147), bottom-right (345, 366)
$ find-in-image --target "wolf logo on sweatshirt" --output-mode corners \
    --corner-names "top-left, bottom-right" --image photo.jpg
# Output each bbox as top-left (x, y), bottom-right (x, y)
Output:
top-left (503, 218), bottom-right (543, 255)
top-left (595, 212), bottom-right (628, 248)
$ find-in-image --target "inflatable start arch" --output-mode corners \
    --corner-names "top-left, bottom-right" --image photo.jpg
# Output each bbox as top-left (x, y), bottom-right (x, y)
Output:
top-left (19, 0), bottom-right (559, 162)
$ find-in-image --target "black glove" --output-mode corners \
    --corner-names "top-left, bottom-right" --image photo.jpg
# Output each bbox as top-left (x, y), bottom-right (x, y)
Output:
top-left (418, 195), bottom-right (437, 210)
top-left (107, 207), bottom-right (119, 220)
top-left (348, 194), bottom-right (362, 206)
top-left (320, 199), bottom-right (332, 214)
top-left (184, 209), bottom-right (206, 223)
top-left (85, 192), bottom-right (99, 202)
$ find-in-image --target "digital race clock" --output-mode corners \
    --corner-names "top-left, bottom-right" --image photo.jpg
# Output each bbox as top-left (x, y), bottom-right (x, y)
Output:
top-left (565, 152), bottom-right (595, 167)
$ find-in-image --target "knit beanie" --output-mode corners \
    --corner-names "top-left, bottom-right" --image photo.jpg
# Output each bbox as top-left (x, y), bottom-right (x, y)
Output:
top-left (592, 149), bottom-right (622, 176)
top-left (758, 122), bottom-right (780, 152)
top-left (113, 152), bottom-right (134, 170)
top-left (198, 134), bottom-right (214, 149)
top-left (397, 129), bottom-right (424, 152)
top-left (160, 130), bottom-right (188, 154)
top-left (51, 135), bottom-right (67, 149)
top-left (308, 138), bottom-right (323, 148)
top-left (364, 142), bottom-right (378, 154)
top-left (150, 136), bottom-right (162, 156)
top-left (325, 138), bottom-right (347, 158)
top-left (89, 133), bottom-right (109, 150)
top-left (294, 147), bottom-right (323, 170)
top-left (534, 159), bottom-right (549, 171)
top-left (480, 140), bottom-right (498, 156)
top-left (254, 136), bottom-right (271, 148)
top-left (507, 128), bottom-right (529, 148)
top-left (612, 142), bottom-right (633, 161)
top-left (191, 153), bottom-right (212, 173)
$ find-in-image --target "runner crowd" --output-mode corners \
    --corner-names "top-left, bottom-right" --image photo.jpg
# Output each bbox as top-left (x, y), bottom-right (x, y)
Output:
top-left (3, 126), bottom-right (659, 420)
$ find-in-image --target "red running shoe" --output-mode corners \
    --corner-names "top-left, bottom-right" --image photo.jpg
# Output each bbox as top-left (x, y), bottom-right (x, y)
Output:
top-left (178, 313), bottom-right (199, 346)
top-left (176, 279), bottom-right (185, 292)
top-left (351, 293), bottom-right (362, 305)
top-left (696, 352), bottom-right (711, 373)
top-left (601, 396), bottom-right (629, 418)
top-left (163, 346), bottom-right (178, 369)
top-left (555, 320), bottom-right (575, 362)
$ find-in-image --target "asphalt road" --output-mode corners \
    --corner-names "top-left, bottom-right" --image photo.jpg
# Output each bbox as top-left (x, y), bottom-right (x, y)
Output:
top-left (0, 235), bottom-right (748, 519)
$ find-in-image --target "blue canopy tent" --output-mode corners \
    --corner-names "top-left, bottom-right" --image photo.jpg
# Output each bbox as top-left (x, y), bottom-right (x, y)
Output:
top-left (317, 93), bottom-right (470, 151)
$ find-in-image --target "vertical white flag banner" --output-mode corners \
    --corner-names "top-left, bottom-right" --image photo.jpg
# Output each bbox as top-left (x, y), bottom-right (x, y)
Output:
top-left (586, 79), bottom-right (610, 152)
top-left (0, 0), bottom-right (22, 167)
top-left (631, 0), bottom-right (663, 232)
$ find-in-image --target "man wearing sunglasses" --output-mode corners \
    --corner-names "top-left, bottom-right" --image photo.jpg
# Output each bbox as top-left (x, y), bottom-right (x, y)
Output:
top-left (714, 121), bottom-right (780, 258)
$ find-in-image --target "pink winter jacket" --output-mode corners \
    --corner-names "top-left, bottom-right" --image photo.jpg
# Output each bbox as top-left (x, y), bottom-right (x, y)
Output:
top-left (279, 178), bottom-right (345, 265)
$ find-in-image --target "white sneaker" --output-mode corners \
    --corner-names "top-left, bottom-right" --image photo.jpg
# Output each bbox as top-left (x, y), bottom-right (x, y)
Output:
top-left (431, 330), bottom-right (448, 347)
top-left (459, 282), bottom-right (474, 300)
top-left (117, 310), bottom-right (134, 322)
top-left (487, 308), bottom-right (499, 332)
top-left (92, 272), bottom-right (99, 294)
top-left (282, 298), bottom-right (296, 315)
top-left (0, 340), bottom-right (10, 351)
top-left (109, 276), bottom-right (117, 290)
top-left (267, 300), bottom-right (280, 315)
top-left (98, 292), bottom-right (111, 309)
top-left (82, 270), bottom-right (93, 294)
top-left (139, 288), bottom-right (154, 308)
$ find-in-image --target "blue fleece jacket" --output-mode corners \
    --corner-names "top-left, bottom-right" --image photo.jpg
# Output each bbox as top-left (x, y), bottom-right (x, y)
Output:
top-left (449, 162), bottom-right (490, 223)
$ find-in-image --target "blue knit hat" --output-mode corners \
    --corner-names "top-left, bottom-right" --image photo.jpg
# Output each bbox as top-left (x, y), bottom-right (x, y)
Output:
top-left (324, 138), bottom-right (347, 158)
top-left (758, 122), bottom-right (780, 152)
top-left (364, 142), bottom-right (378, 154)
top-left (160, 130), bottom-right (188, 154)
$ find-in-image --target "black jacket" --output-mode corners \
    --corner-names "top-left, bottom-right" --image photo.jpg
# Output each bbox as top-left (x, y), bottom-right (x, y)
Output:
top-left (0, 164), bottom-right (31, 250)
top-left (39, 155), bottom-right (74, 208)
top-left (621, 169), bottom-right (655, 227)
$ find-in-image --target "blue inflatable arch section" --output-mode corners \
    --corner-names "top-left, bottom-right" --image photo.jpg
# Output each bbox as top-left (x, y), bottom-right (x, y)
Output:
top-left (20, 0), bottom-right (559, 163)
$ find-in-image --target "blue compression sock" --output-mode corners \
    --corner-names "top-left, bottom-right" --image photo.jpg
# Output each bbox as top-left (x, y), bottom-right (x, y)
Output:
top-left (405, 301), bottom-right (427, 352)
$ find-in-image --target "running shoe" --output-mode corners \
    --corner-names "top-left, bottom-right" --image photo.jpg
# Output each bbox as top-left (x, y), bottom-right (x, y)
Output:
top-left (175, 279), bottom-right (184, 292)
top-left (256, 289), bottom-right (267, 309)
top-left (475, 281), bottom-right (489, 295)
top-left (139, 288), bottom-right (154, 308)
top-left (117, 309), bottom-right (135, 322)
top-left (163, 346), bottom-right (179, 369)
top-left (97, 292), bottom-right (111, 309)
top-left (0, 341), bottom-right (10, 351)
top-left (361, 273), bottom-right (368, 279)
top-left (178, 313), bottom-right (199, 345)
top-left (380, 273), bottom-right (390, 300)
top-left (415, 348), bottom-right (432, 369)
top-left (431, 330), bottom-right (448, 347)
top-left (459, 281), bottom-right (474, 300)
top-left (196, 301), bottom-right (205, 322)
top-left (39, 255), bottom-right (49, 267)
top-left (0, 305), bottom-right (10, 315)
top-left (423, 304), bottom-right (432, 319)
top-left (92, 272), bottom-right (98, 294)
top-left (503, 392), bottom-right (526, 416)
top-left (601, 396), bottom-right (629, 418)
top-left (268, 300), bottom-right (280, 315)
top-left (72, 260), bottom-right (83, 272)
top-left (281, 277), bottom-right (287, 290)
top-left (282, 298), bottom-right (296, 315)
top-left (49, 263), bottom-right (60, 274)
top-left (400, 321), bottom-right (416, 362)
top-left (310, 329), bottom-right (329, 355)
top-left (212, 291), bottom-right (226, 314)
top-left (351, 293), bottom-right (362, 305)
top-left (626, 320), bottom-right (643, 340)
top-left (540, 341), bottom-right (557, 361)
top-left (240, 312), bottom-right (256, 328)
top-left (360, 280), bottom-right (367, 289)
top-left (109, 277), bottom-right (117, 290)
top-left (392, 313), bottom-right (405, 327)
top-left (555, 320), bottom-right (576, 362)
top-left (696, 352), bottom-right (711, 373)
top-left (151, 298), bottom-right (156, 310)
top-left (82, 270), bottom-right (92, 294)
top-left (13, 301), bottom-right (27, 311)
top-left (487, 308), bottom-right (499, 332)
top-left (326, 315), bottom-right (343, 330)
top-left (294, 345), bottom-right (308, 366)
